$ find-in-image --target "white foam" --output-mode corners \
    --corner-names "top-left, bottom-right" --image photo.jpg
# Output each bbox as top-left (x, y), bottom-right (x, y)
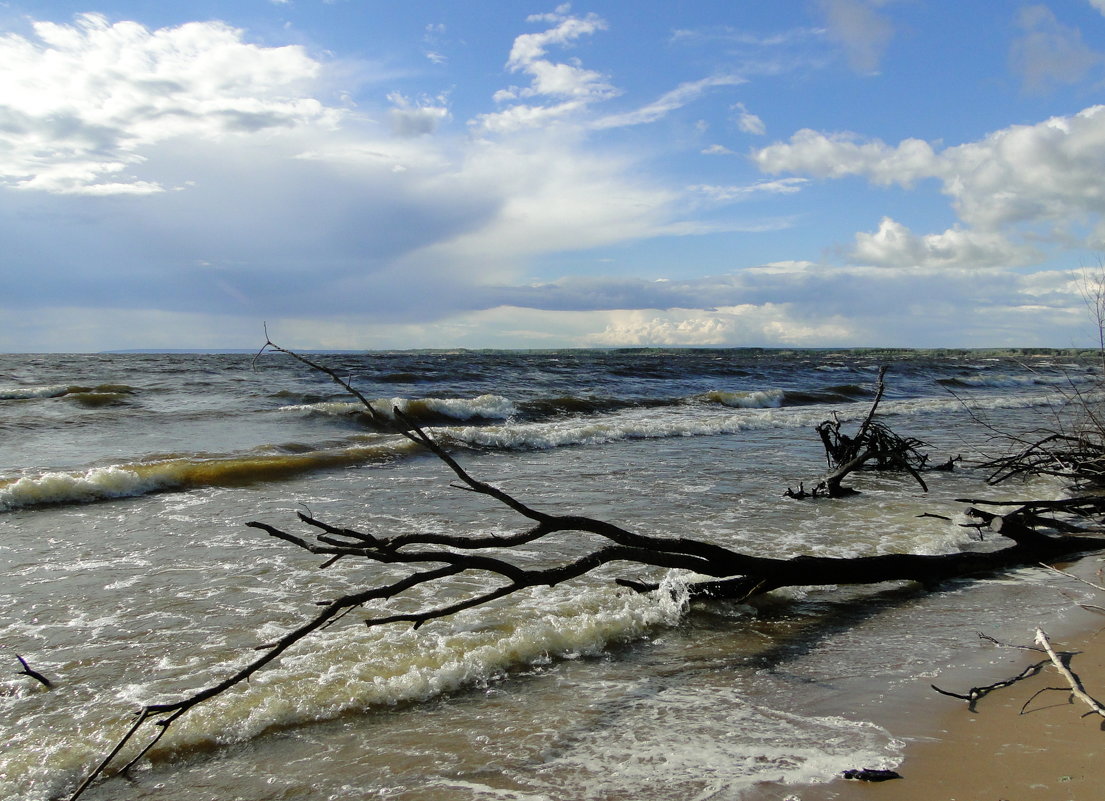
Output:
top-left (701, 388), bottom-right (786, 408)
top-left (443, 405), bottom-right (848, 451)
top-left (525, 685), bottom-right (901, 799)
top-left (0, 384), bottom-right (71, 400)
top-left (0, 466), bottom-right (159, 510)
top-left (130, 578), bottom-right (692, 758)
top-left (281, 394), bottom-right (518, 421)
top-left (277, 400), bottom-right (364, 417)
top-left (396, 393), bottom-right (517, 421)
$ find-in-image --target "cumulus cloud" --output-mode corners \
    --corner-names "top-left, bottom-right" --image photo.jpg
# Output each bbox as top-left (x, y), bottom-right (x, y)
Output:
top-left (753, 129), bottom-right (938, 186)
top-left (0, 13), bottom-right (340, 194)
top-left (852, 217), bottom-right (1038, 269)
top-left (754, 104), bottom-right (1105, 265)
top-left (1010, 5), bottom-right (1101, 93)
top-left (814, 0), bottom-right (895, 74)
top-left (580, 305), bottom-right (857, 346)
top-left (932, 107), bottom-right (1105, 234)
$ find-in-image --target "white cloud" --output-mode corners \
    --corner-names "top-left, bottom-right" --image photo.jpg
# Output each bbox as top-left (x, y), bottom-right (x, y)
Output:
top-left (702, 144), bottom-right (735, 155)
top-left (581, 305), bottom-right (857, 346)
top-left (814, 0), bottom-right (895, 74)
top-left (1092, 0), bottom-right (1105, 16)
top-left (753, 129), bottom-right (938, 186)
top-left (755, 104), bottom-right (1105, 265)
top-left (734, 102), bottom-right (765, 135)
top-left (478, 11), bottom-right (743, 136)
top-left (2, 8), bottom-right (754, 344)
top-left (0, 13), bottom-right (340, 194)
top-left (1010, 5), bottom-right (1101, 93)
top-left (688, 178), bottom-right (807, 203)
top-left (591, 75), bottom-right (744, 130)
top-left (508, 6), bottom-right (607, 70)
top-left (476, 7), bottom-right (615, 133)
top-left (852, 217), bottom-right (1038, 268)
top-left (472, 99), bottom-right (590, 133)
top-left (387, 92), bottom-right (450, 137)
top-left (495, 10), bottom-right (613, 98)
top-left (939, 106), bottom-right (1105, 231)
top-left (395, 137), bottom-right (680, 279)
top-left (423, 22), bottom-right (447, 64)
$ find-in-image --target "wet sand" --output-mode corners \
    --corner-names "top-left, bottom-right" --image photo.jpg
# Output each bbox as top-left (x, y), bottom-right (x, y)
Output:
top-left (791, 602), bottom-right (1105, 801)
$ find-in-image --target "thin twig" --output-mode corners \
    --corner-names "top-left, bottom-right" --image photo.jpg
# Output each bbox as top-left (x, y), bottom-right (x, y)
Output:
top-left (1039, 562), bottom-right (1105, 593)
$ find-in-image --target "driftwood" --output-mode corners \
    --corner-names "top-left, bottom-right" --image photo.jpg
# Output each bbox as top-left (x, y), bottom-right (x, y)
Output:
top-left (931, 621), bottom-right (1105, 723)
top-left (66, 345), bottom-right (1105, 799)
top-left (981, 433), bottom-right (1105, 489)
top-left (786, 366), bottom-right (955, 499)
top-left (1031, 628), bottom-right (1105, 721)
top-left (931, 633), bottom-right (1056, 712)
top-left (14, 654), bottom-right (52, 689)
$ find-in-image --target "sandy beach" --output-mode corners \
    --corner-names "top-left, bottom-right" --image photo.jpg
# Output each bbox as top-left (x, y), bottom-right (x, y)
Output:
top-left (786, 562), bottom-right (1105, 801)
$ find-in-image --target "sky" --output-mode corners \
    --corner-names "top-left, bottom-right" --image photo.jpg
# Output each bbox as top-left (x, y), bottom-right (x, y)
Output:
top-left (5, 1), bottom-right (1105, 351)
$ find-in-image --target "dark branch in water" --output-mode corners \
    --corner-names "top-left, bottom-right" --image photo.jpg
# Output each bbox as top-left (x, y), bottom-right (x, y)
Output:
top-left (14, 654), bottom-right (53, 689)
top-left (69, 346), bottom-right (1105, 799)
top-left (785, 366), bottom-right (956, 499)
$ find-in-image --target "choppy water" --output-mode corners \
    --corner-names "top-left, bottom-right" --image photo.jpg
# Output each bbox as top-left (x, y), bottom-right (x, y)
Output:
top-left (1, 348), bottom-right (1101, 801)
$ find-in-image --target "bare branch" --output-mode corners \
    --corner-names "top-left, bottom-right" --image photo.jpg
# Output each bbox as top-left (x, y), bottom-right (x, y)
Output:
top-left (1034, 628), bottom-right (1105, 720)
top-left (14, 654), bottom-right (52, 689)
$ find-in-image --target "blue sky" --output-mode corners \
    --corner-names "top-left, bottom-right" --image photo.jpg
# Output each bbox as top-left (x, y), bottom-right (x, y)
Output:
top-left (5, 1), bottom-right (1105, 351)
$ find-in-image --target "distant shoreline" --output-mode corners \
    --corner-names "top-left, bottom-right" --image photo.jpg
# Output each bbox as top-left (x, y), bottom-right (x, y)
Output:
top-left (78, 345), bottom-right (1105, 357)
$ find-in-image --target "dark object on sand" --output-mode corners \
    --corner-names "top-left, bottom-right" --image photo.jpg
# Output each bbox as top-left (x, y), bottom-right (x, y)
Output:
top-left (841, 768), bottom-right (902, 782)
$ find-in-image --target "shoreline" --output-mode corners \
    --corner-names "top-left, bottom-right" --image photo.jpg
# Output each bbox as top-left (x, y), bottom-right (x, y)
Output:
top-left (777, 558), bottom-right (1105, 801)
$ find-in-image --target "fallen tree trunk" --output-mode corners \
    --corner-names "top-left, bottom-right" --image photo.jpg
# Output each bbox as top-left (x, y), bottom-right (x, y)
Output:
top-left (66, 344), bottom-right (1105, 799)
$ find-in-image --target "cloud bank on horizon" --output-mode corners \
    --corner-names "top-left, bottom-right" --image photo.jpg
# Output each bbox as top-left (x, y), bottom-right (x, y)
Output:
top-left (4, 0), bottom-right (1105, 351)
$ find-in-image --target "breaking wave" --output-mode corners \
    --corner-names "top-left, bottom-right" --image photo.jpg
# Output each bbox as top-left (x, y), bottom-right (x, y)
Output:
top-left (0, 383), bottom-right (136, 401)
top-left (6, 578), bottom-right (693, 800)
top-left (0, 386), bottom-right (1066, 512)
top-left (0, 439), bottom-right (411, 511)
top-left (280, 394), bottom-right (518, 424)
top-left (697, 389), bottom-right (786, 408)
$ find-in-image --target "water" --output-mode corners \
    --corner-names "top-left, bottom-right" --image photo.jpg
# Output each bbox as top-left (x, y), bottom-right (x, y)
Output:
top-left (1, 348), bottom-right (1100, 801)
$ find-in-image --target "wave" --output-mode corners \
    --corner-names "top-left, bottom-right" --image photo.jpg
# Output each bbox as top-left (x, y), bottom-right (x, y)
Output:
top-left (937, 372), bottom-right (1096, 389)
top-left (279, 394), bottom-right (518, 425)
top-left (693, 385), bottom-right (872, 410)
top-left (697, 389), bottom-right (785, 409)
top-left (64, 390), bottom-right (134, 408)
top-left (0, 440), bottom-right (411, 511)
top-left (0, 383), bottom-right (136, 402)
top-left (0, 384), bottom-right (71, 400)
top-left (10, 577), bottom-right (691, 801)
top-left (2, 387), bottom-right (1064, 512)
